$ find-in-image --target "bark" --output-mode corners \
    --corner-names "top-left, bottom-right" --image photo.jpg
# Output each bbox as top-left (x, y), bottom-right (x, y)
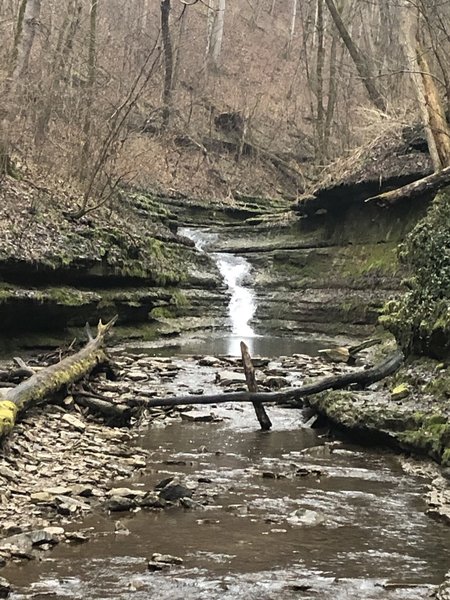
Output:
top-left (142, 350), bottom-right (404, 409)
top-left (80, 0), bottom-right (98, 177)
top-left (0, 317), bottom-right (117, 439)
top-left (323, 0), bottom-right (386, 111)
top-left (402, 3), bottom-right (441, 171)
top-left (73, 393), bottom-right (132, 424)
top-left (416, 37), bottom-right (450, 167)
top-left (173, 4), bottom-right (188, 89)
top-left (324, 23), bottom-right (339, 149)
top-left (1, 0), bottom-right (41, 174)
top-left (160, 0), bottom-right (173, 129)
top-left (11, 0), bottom-right (41, 81)
top-left (365, 165), bottom-right (450, 205)
top-left (35, 0), bottom-right (82, 143)
top-left (240, 342), bottom-right (272, 431)
top-left (315, 0), bottom-right (325, 160)
top-left (287, 0), bottom-right (297, 58)
top-left (206, 0), bottom-right (225, 70)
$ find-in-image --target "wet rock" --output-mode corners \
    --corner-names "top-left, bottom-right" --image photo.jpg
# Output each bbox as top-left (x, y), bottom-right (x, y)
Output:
top-left (114, 521), bottom-right (130, 535)
top-left (106, 488), bottom-right (147, 499)
top-left (198, 477), bottom-right (212, 483)
top-left (138, 492), bottom-right (166, 509)
top-left (264, 376), bottom-right (289, 389)
top-left (56, 495), bottom-right (91, 515)
top-left (127, 371), bottom-right (148, 382)
top-left (147, 560), bottom-right (170, 571)
top-left (151, 553), bottom-right (183, 565)
top-left (0, 528), bottom-right (63, 555)
top-left (261, 471), bottom-right (287, 479)
top-left (106, 497), bottom-right (136, 512)
top-left (65, 530), bottom-right (90, 543)
top-left (287, 509), bottom-right (326, 527)
top-left (180, 497), bottom-right (204, 509)
top-left (0, 577), bottom-right (11, 599)
top-left (216, 370), bottom-right (246, 386)
top-left (159, 484), bottom-right (193, 502)
top-left (155, 477), bottom-right (174, 489)
top-left (180, 412), bottom-right (216, 423)
top-left (285, 582), bottom-right (312, 592)
top-left (198, 356), bottom-right (222, 367)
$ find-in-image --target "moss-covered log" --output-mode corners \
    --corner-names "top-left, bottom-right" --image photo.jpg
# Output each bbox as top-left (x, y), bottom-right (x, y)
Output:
top-left (0, 316), bottom-right (117, 438)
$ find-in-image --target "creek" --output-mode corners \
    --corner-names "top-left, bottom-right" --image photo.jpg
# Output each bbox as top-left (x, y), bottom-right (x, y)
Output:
top-left (3, 228), bottom-right (450, 599)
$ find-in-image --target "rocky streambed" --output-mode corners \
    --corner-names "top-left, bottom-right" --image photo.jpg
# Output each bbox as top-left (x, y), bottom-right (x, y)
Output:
top-left (0, 346), bottom-right (450, 599)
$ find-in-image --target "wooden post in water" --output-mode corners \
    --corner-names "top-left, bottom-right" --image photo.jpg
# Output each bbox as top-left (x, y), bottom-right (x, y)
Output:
top-left (240, 341), bottom-right (272, 431)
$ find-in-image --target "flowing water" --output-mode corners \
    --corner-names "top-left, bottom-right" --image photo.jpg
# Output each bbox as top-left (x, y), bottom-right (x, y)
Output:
top-left (180, 227), bottom-right (257, 356)
top-left (4, 403), bottom-right (450, 599)
top-left (3, 228), bottom-right (450, 599)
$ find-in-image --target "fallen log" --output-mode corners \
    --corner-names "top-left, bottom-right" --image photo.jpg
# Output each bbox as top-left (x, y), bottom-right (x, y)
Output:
top-left (240, 341), bottom-right (272, 431)
top-left (74, 394), bottom-right (132, 425)
top-left (142, 350), bottom-right (403, 409)
top-left (365, 165), bottom-right (450, 205)
top-left (0, 316), bottom-right (117, 439)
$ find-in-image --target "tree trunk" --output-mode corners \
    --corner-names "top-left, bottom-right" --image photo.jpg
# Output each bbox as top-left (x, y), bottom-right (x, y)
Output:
top-left (315, 0), bottom-right (325, 160)
top-left (0, 317), bottom-right (117, 440)
top-left (323, 0), bottom-right (386, 111)
top-left (287, 0), bottom-right (297, 58)
top-left (240, 341), bottom-right (272, 430)
top-left (173, 4), bottom-right (188, 89)
top-left (206, 0), bottom-right (226, 70)
top-left (160, 0), bottom-right (173, 129)
top-left (365, 164), bottom-right (450, 205)
top-left (11, 0), bottom-right (41, 81)
top-left (141, 351), bottom-right (404, 409)
top-left (402, 2), bottom-right (441, 171)
top-left (415, 36), bottom-right (450, 168)
top-left (0, 0), bottom-right (41, 174)
top-left (80, 0), bottom-right (98, 177)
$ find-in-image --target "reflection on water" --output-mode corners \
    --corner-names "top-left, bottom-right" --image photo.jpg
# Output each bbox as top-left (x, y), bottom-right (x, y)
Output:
top-left (180, 227), bottom-right (257, 353)
top-left (5, 406), bottom-right (450, 599)
top-left (131, 334), bottom-right (329, 358)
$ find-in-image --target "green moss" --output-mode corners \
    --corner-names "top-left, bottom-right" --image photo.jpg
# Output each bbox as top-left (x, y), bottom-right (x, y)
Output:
top-left (442, 448), bottom-right (450, 466)
top-left (381, 189), bottom-right (450, 358)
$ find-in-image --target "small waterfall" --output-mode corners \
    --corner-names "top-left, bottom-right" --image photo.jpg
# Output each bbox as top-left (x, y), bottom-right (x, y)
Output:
top-left (180, 228), bottom-right (257, 350)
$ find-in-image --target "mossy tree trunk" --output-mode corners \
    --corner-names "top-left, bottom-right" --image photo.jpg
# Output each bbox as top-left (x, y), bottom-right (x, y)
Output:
top-left (0, 316), bottom-right (116, 440)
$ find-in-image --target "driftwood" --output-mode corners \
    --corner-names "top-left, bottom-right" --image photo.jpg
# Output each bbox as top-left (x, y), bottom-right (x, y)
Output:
top-left (0, 317), bottom-right (117, 439)
top-left (142, 350), bottom-right (403, 410)
top-left (240, 341), bottom-right (272, 430)
top-left (365, 165), bottom-right (450, 205)
top-left (74, 393), bottom-right (132, 424)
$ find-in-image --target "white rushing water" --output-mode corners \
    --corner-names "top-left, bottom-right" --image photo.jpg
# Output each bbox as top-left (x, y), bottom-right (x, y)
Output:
top-left (180, 227), bottom-right (257, 344)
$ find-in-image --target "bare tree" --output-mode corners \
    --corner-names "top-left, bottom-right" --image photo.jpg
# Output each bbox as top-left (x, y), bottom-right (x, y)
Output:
top-left (206, 0), bottom-right (225, 70)
top-left (324, 0), bottom-right (386, 111)
top-left (79, 0), bottom-right (98, 177)
top-left (1, 0), bottom-right (41, 174)
top-left (160, 0), bottom-right (173, 128)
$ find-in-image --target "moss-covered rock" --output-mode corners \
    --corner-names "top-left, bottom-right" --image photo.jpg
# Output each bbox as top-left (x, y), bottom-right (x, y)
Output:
top-left (380, 189), bottom-right (450, 359)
